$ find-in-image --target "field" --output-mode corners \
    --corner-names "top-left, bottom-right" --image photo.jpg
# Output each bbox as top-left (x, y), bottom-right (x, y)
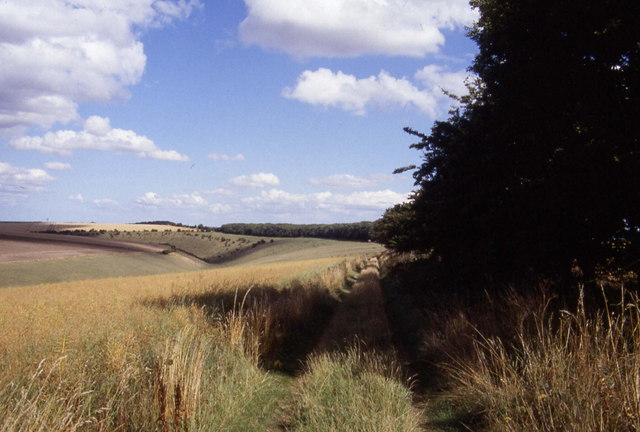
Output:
top-left (4, 222), bottom-right (633, 431)
top-left (0, 222), bottom-right (383, 288)
top-left (1, 222), bottom-right (422, 430)
top-left (0, 243), bottom-right (422, 431)
top-left (0, 222), bottom-right (196, 233)
top-left (60, 227), bottom-right (383, 264)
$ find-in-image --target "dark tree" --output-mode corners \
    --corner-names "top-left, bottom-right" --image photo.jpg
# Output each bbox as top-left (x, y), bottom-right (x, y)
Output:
top-left (376, 0), bottom-right (640, 285)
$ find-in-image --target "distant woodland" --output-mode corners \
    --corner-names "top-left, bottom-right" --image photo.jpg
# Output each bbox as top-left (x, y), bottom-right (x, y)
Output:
top-left (218, 222), bottom-right (374, 241)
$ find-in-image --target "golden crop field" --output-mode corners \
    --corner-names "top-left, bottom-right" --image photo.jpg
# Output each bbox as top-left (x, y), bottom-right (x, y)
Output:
top-left (0, 254), bottom-right (423, 432)
top-left (0, 257), bottom-right (340, 368)
top-left (0, 257), bottom-right (344, 430)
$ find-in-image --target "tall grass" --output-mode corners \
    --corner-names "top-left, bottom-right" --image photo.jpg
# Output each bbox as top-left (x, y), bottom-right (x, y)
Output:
top-left (277, 258), bottom-right (422, 432)
top-left (285, 347), bottom-right (422, 432)
top-left (0, 258), bottom-right (348, 431)
top-left (1, 255), bottom-right (430, 432)
top-left (443, 286), bottom-right (640, 431)
top-left (0, 317), bottom-right (289, 432)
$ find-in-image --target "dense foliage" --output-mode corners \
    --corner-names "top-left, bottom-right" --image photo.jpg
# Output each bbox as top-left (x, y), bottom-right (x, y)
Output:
top-left (219, 222), bottom-right (374, 241)
top-left (375, 0), bottom-right (640, 285)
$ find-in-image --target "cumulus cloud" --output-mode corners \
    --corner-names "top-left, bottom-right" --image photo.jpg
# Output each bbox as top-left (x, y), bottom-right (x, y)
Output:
top-left (0, 0), bottom-right (201, 131)
top-left (309, 173), bottom-right (393, 189)
top-left (44, 161), bottom-right (72, 171)
top-left (10, 116), bottom-right (189, 161)
top-left (136, 191), bottom-right (207, 208)
top-left (283, 67), bottom-right (469, 116)
top-left (68, 193), bottom-right (84, 202)
top-left (240, 0), bottom-right (477, 58)
top-left (229, 172), bottom-right (280, 188)
top-left (0, 161), bottom-right (55, 193)
top-left (135, 190), bottom-right (232, 214)
top-left (243, 188), bottom-right (408, 213)
top-left (207, 153), bottom-right (245, 161)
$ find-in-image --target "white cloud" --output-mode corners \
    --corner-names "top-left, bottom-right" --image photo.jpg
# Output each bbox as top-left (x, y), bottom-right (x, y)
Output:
top-left (135, 190), bottom-right (232, 214)
top-left (243, 188), bottom-right (408, 213)
top-left (0, 0), bottom-right (201, 131)
top-left (68, 193), bottom-right (84, 202)
top-left (330, 190), bottom-right (409, 210)
top-left (309, 173), bottom-right (393, 189)
top-left (136, 191), bottom-right (207, 208)
top-left (283, 67), bottom-right (469, 116)
top-left (10, 116), bottom-right (189, 161)
top-left (0, 161), bottom-right (55, 193)
top-left (240, 0), bottom-right (477, 58)
top-left (44, 161), bottom-right (72, 171)
top-left (414, 65), bottom-right (470, 99)
top-left (208, 153), bottom-right (245, 161)
top-left (229, 172), bottom-right (280, 188)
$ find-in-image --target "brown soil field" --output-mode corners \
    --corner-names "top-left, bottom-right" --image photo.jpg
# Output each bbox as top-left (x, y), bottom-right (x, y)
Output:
top-left (0, 223), bottom-right (168, 264)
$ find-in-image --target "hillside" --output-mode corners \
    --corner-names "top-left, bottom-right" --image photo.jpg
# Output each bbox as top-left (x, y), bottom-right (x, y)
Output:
top-left (33, 227), bottom-right (383, 263)
top-left (0, 223), bottom-right (384, 287)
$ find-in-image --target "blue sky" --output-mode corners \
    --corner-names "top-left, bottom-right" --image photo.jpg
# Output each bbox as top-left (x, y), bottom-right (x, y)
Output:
top-left (0, 0), bottom-right (477, 225)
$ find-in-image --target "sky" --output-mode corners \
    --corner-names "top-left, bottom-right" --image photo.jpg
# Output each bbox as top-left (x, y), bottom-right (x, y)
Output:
top-left (0, 0), bottom-right (478, 226)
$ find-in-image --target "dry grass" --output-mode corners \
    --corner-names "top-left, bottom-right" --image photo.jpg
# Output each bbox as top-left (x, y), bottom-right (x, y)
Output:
top-left (272, 257), bottom-right (423, 432)
top-left (0, 257), bottom-right (353, 431)
top-left (284, 346), bottom-right (422, 432)
top-left (438, 286), bottom-right (640, 431)
top-left (0, 258), bottom-right (342, 367)
top-left (1, 253), bottom-right (439, 432)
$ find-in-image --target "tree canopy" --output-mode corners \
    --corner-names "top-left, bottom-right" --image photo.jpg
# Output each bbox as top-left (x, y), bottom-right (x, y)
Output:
top-left (374, 0), bottom-right (640, 285)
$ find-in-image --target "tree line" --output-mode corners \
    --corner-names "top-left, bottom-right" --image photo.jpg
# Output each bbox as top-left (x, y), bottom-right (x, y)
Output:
top-left (219, 222), bottom-right (374, 241)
